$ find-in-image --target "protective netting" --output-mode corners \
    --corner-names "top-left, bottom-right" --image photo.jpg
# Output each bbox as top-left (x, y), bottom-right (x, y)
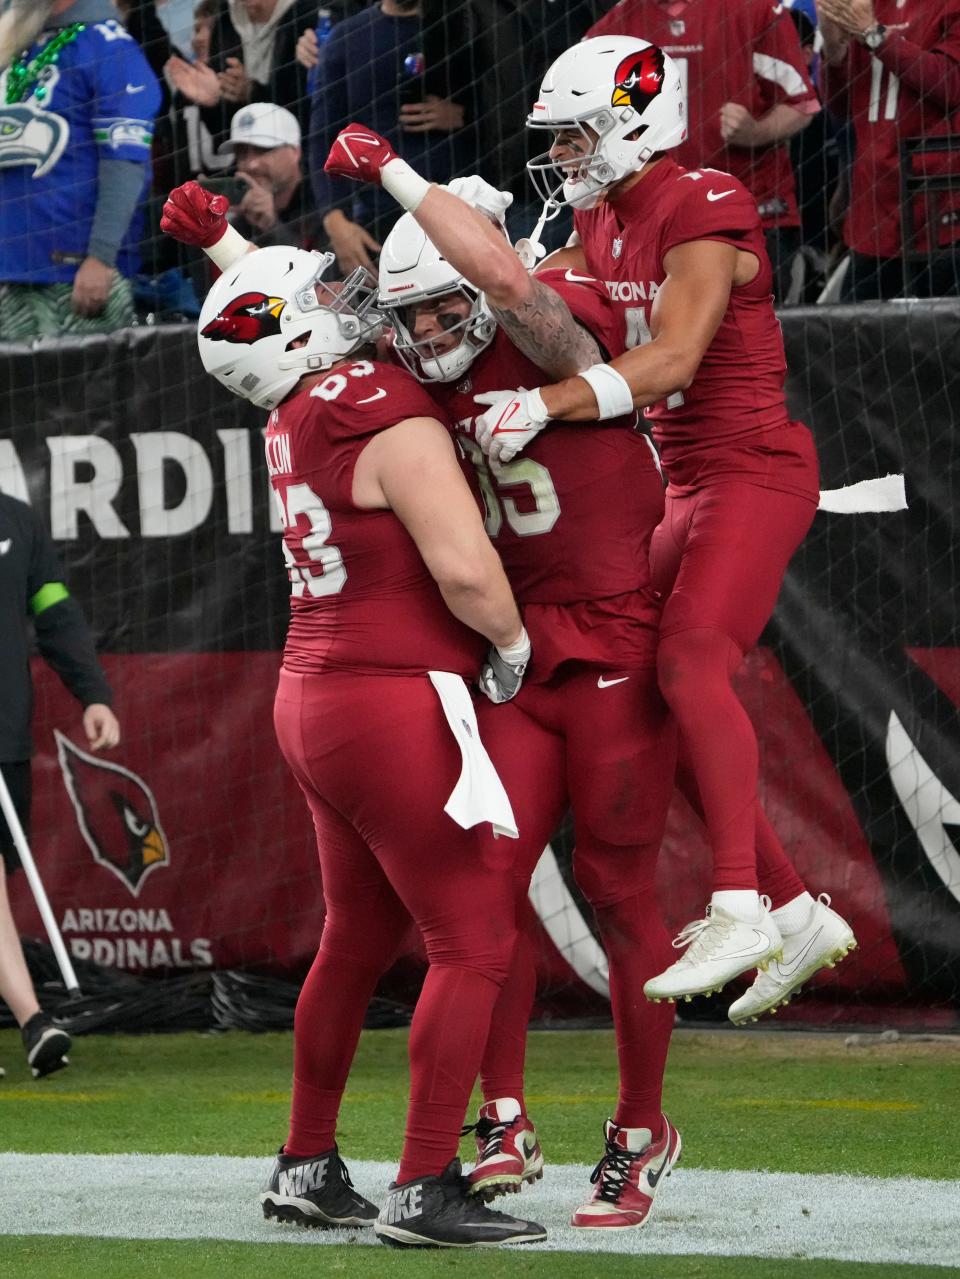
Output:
top-left (2, 1), bottom-right (959, 1031)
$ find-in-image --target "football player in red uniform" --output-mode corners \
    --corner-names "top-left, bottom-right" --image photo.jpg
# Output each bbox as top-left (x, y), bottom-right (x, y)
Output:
top-left (323, 130), bottom-right (681, 1230)
top-left (586, 0), bottom-right (821, 300)
top-left (162, 193), bottom-right (546, 1249)
top-left (458, 37), bottom-right (856, 1005)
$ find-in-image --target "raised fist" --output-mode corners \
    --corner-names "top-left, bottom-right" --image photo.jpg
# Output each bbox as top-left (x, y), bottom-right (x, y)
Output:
top-left (324, 123), bottom-right (399, 184)
top-left (160, 180), bottom-right (230, 248)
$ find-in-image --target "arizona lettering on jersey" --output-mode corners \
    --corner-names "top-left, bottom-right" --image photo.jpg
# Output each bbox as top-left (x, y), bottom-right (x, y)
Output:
top-left (266, 360), bottom-right (486, 677)
top-left (0, 19), bottom-right (161, 284)
top-left (822, 0), bottom-right (960, 257)
top-left (575, 160), bottom-right (819, 500)
top-left (429, 273), bottom-right (663, 676)
top-left (589, 0), bottom-right (819, 230)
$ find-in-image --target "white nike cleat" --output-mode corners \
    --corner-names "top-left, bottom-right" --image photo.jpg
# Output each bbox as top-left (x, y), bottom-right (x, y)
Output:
top-left (643, 900), bottom-right (783, 1002)
top-left (727, 894), bottom-right (857, 1024)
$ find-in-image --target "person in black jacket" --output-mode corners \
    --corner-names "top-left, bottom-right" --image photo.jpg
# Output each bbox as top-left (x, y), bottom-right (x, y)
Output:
top-left (166, 0), bottom-right (318, 140)
top-left (0, 494), bottom-right (120, 1081)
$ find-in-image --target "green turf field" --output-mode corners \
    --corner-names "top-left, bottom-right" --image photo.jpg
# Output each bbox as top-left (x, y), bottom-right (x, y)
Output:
top-left (1, 1025), bottom-right (958, 1277)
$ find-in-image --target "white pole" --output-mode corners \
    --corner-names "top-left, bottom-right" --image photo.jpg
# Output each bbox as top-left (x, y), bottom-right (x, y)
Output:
top-left (0, 767), bottom-right (81, 994)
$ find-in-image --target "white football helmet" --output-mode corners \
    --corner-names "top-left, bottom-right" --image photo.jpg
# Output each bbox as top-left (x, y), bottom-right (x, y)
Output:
top-left (197, 246), bottom-right (382, 409)
top-left (527, 36), bottom-right (686, 210)
top-left (378, 213), bottom-right (496, 383)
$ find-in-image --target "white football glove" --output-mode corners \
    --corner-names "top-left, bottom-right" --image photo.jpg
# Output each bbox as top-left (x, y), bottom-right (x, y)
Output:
top-left (444, 175), bottom-right (513, 227)
top-left (478, 628), bottom-right (531, 704)
top-left (474, 388), bottom-right (550, 465)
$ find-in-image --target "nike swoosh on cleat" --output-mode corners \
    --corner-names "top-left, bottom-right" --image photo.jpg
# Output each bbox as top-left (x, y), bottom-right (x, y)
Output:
top-left (597, 675), bottom-right (630, 688)
top-left (773, 925), bottom-right (825, 978)
top-left (693, 930), bottom-right (774, 964)
top-left (646, 1143), bottom-right (672, 1189)
top-left (706, 189), bottom-right (736, 201)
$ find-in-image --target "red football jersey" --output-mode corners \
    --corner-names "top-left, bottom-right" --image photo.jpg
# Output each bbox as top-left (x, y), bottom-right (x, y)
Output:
top-left (429, 272), bottom-right (664, 674)
top-left (574, 158), bottom-right (819, 499)
top-left (265, 359), bottom-right (486, 677)
top-left (823, 0), bottom-right (960, 257)
top-left (589, 0), bottom-right (819, 230)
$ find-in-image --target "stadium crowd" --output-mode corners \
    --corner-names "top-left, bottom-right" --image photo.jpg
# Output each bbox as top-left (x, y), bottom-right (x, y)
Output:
top-left (0, 0), bottom-right (958, 336)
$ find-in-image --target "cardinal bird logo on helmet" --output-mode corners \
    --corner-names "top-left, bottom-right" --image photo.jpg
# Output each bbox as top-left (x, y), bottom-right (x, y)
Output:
top-left (55, 730), bottom-right (170, 897)
top-left (612, 47), bottom-right (665, 113)
top-left (200, 291), bottom-right (286, 344)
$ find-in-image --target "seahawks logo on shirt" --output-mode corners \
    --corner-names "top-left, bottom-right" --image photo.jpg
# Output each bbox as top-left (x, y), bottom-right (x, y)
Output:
top-left (0, 103), bottom-right (68, 178)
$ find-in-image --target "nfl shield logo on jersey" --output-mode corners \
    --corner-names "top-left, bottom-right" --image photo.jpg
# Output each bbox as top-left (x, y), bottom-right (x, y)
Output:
top-left (612, 237), bottom-right (623, 260)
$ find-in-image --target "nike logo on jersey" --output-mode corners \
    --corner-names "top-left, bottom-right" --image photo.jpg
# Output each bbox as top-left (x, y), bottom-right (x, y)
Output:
top-left (126, 83), bottom-right (146, 93)
top-left (774, 925), bottom-right (825, 978)
top-left (706, 188), bottom-right (736, 202)
top-left (0, 539), bottom-right (11, 555)
top-left (356, 388), bottom-right (387, 403)
top-left (597, 675), bottom-right (630, 689)
top-left (564, 269), bottom-right (596, 284)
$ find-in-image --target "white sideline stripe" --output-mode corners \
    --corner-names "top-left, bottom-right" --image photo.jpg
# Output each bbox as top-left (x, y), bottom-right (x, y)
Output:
top-left (0, 1154), bottom-right (957, 1265)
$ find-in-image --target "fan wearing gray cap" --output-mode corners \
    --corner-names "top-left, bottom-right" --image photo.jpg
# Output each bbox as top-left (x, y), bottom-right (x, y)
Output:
top-left (214, 102), bottom-right (319, 250)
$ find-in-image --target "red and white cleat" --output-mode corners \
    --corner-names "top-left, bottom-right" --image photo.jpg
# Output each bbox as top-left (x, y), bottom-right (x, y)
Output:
top-left (571, 1116), bottom-right (681, 1230)
top-left (464, 1098), bottom-right (544, 1202)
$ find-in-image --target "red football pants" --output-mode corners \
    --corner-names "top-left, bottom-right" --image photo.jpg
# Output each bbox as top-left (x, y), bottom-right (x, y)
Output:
top-left (476, 663), bottom-right (678, 1132)
top-left (274, 669), bottom-right (517, 1183)
top-left (650, 482), bottom-right (817, 893)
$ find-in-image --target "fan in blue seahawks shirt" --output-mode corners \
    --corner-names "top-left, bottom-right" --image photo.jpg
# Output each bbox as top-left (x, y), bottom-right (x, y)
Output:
top-left (0, 0), bottom-right (161, 300)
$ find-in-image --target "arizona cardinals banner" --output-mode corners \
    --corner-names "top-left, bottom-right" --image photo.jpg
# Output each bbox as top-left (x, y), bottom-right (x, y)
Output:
top-left (2, 311), bottom-right (959, 1027)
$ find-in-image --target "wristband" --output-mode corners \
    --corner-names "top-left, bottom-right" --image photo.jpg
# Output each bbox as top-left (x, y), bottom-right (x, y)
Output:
top-left (497, 626), bottom-right (531, 664)
top-left (578, 362), bottom-right (635, 420)
top-left (381, 157), bottom-right (432, 212)
top-left (205, 223), bottom-right (252, 271)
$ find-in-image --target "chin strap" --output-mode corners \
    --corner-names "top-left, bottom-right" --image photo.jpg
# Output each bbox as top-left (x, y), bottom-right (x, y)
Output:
top-left (515, 197), bottom-right (563, 271)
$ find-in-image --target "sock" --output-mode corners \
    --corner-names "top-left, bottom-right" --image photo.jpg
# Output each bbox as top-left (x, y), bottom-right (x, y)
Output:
top-left (755, 804), bottom-right (808, 908)
top-left (711, 889), bottom-right (762, 920)
top-left (659, 628), bottom-right (759, 892)
top-left (285, 946), bottom-right (383, 1157)
top-left (594, 891), bottom-right (675, 1135)
top-left (480, 912), bottom-right (536, 1112)
top-left (398, 965), bottom-right (503, 1184)
top-left (771, 890), bottom-right (816, 934)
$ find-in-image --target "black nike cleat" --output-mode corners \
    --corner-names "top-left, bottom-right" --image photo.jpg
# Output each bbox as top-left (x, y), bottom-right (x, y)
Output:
top-left (260, 1146), bottom-right (378, 1229)
top-left (21, 1012), bottom-right (71, 1079)
top-left (374, 1158), bottom-right (547, 1248)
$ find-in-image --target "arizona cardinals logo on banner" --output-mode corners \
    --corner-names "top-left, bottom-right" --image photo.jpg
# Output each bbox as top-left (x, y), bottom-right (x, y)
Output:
top-left (612, 46), bottom-right (665, 113)
top-left (55, 730), bottom-right (170, 897)
top-left (200, 292), bottom-right (285, 344)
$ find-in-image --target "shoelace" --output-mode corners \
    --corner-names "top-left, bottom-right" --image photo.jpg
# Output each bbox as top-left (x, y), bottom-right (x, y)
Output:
top-left (336, 1155), bottom-right (356, 1189)
top-left (460, 1115), bottom-right (507, 1159)
top-left (670, 909), bottom-right (734, 960)
top-left (589, 1140), bottom-right (639, 1205)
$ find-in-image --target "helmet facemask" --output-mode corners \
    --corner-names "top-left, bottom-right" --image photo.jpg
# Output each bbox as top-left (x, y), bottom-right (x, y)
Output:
top-left (280, 256), bottom-right (383, 374)
top-left (383, 281), bottom-right (496, 384)
top-left (527, 112), bottom-right (627, 211)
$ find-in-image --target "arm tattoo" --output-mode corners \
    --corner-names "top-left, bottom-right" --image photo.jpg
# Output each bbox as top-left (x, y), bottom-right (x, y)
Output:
top-left (491, 279), bottom-right (602, 380)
